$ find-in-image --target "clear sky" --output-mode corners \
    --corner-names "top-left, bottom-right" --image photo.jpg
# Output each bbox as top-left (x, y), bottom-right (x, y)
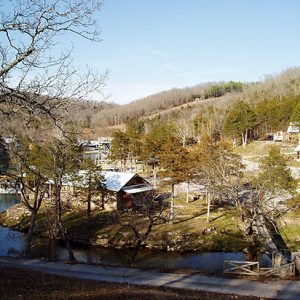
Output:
top-left (6, 0), bottom-right (300, 104)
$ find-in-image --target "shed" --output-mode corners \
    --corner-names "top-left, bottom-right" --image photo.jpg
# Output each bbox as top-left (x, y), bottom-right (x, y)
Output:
top-left (57, 171), bottom-right (154, 211)
top-left (287, 122), bottom-right (300, 134)
top-left (103, 172), bottom-right (154, 210)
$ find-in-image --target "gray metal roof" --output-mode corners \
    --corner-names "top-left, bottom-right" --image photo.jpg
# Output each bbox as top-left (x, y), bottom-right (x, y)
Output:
top-left (103, 171), bottom-right (136, 192)
top-left (122, 184), bottom-right (154, 194)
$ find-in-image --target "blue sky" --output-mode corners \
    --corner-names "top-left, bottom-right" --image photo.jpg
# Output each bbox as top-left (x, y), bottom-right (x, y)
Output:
top-left (4, 0), bottom-right (300, 104)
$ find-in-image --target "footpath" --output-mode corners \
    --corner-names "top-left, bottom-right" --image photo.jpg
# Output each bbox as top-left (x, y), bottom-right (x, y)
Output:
top-left (0, 257), bottom-right (300, 299)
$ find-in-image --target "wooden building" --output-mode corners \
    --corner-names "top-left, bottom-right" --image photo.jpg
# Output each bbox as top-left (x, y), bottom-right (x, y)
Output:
top-left (53, 171), bottom-right (154, 211)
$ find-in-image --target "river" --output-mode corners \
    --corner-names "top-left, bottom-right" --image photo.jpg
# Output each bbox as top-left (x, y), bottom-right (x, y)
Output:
top-left (0, 194), bottom-right (271, 273)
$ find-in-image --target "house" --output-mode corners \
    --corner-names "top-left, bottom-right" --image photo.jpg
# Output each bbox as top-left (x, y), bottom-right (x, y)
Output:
top-left (52, 171), bottom-right (154, 211)
top-left (0, 176), bottom-right (19, 194)
top-left (273, 131), bottom-right (283, 142)
top-left (287, 122), bottom-right (299, 134)
top-left (273, 123), bottom-right (300, 143)
top-left (103, 172), bottom-right (154, 210)
top-left (79, 137), bottom-right (112, 167)
top-left (286, 122), bottom-right (299, 143)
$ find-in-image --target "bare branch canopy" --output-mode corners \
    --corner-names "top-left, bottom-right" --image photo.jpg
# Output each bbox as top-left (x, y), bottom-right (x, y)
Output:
top-left (0, 0), bottom-right (106, 122)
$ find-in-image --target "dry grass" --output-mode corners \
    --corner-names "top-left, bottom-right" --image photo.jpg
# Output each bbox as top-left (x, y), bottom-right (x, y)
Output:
top-left (61, 195), bottom-right (248, 252)
top-left (0, 193), bottom-right (248, 252)
top-left (0, 266), bottom-right (258, 300)
top-left (278, 197), bottom-right (300, 251)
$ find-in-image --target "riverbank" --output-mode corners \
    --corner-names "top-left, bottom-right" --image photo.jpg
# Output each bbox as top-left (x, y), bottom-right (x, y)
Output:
top-left (0, 195), bottom-right (249, 252)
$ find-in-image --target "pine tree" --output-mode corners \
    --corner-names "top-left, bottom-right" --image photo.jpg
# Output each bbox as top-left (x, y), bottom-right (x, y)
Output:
top-left (158, 136), bottom-right (190, 224)
top-left (224, 101), bottom-right (257, 147)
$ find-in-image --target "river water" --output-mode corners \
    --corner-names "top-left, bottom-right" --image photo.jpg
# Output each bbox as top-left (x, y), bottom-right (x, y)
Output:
top-left (0, 194), bottom-right (270, 273)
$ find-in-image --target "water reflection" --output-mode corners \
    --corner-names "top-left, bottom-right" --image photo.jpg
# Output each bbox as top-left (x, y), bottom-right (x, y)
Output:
top-left (1, 194), bottom-right (265, 273)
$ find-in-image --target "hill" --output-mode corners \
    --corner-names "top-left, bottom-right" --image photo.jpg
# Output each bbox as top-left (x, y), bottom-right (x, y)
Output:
top-left (2, 67), bottom-right (300, 139)
top-left (77, 67), bottom-right (300, 137)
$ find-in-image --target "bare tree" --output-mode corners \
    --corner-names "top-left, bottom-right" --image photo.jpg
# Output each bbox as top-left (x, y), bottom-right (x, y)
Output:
top-left (115, 193), bottom-right (166, 265)
top-left (44, 134), bottom-right (82, 261)
top-left (6, 135), bottom-right (49, 257)
top-left (0, 0), bottom-right (106, 124)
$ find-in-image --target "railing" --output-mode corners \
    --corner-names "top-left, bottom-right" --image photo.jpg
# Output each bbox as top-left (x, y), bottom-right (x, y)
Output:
top-left (224, 260), bottom-right (260, 276)
top-left (224, 260), bottom-right (295, 278)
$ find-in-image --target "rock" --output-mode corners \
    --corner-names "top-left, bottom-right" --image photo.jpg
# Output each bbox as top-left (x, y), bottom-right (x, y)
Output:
top-left (272, 251), bottom-right (288, 268)
top-left (291, 251), bottom-right (300, 272)
top-left (167, 245), bottom-right (175, 251)
top-left (95, 238), bottom-right (110, 247)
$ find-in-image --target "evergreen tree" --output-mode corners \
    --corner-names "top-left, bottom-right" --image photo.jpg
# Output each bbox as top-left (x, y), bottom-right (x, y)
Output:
top-left (110, 131), bottom-right (131, 171)
top-left (255, 146), bottom-right (296, 195)
top-left (8, 136), bottom-right (49, 257)
top-left (141, 121), bottom-right (174, 187)
top-left (158, 136), bottom-right (190, 224)
top-left (74, 158), bottom-right (105, 234)
top-left (224, 100), bottom-right (257, 147)
top-left (290, 101), bottom-right (300, 127)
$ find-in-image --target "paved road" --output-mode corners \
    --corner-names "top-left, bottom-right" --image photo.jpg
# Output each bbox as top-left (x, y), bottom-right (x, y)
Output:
top-left (1, 257), bottom-right (300, 299)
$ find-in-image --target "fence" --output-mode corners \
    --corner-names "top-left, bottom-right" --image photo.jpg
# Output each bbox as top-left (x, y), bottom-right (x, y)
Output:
top-left (224, 260), bottom-right (295, 278)
top-left (224, 261), bottom-right (260, 276)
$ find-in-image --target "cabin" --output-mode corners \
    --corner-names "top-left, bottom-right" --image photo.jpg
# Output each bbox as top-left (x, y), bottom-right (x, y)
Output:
top-left (273, 122), bottom-right (299, 143)
top-left (79, 137), bottom-right (112, 167)
top-left (286, 122), bottom-right (299, 143)
top-left (53, 171), bottom-right (154, 211)
top-left (103, 172), bottom-right (154, 210)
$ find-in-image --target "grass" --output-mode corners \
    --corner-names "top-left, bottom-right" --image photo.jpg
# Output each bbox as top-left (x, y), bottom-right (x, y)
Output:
top-left (60, 193), bottom-right (248, 252)
top-left (67, 194), bottom-right (246, 251)
top-left (234, 141), bottom-right (276, 158)
top-left (0, 266), bottom-right (258, 300)
top-left (0, 193), bottom-right (249, 252)
top-left (278, 197), bottom-right (300, 251)
top-left (233, 140), bottom-right (300, 169)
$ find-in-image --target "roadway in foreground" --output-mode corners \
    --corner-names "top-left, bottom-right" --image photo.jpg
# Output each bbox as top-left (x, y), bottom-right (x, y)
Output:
top-left (0, 257), bottom-right (299, 300)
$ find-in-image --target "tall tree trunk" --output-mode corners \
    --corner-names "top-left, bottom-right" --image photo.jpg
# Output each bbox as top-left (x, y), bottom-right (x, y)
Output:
top-left (153, 164), bottom-right (157, 188)
top-left (186, 180), bottom-right (190, 204)
top-left (57, 217), bottom-right (75, 261)
top-left (25, 209), bottom-right (37, 257)
top-left (87, 191), bottom-right (91, 233)
top-left (101, 192), bottom-right (105, 210)
top-left (128, 239), bottom-right (142, 265)
top-left (206, 192), bottom-right (211, 223)
top-left (183, 135), bottom-right (186, 148)
top-left (169, 184), bottom-right (175, 224)
top-left (55, 185), bottom-right (75, 261)
top-left (242, 132), bottom-right (245, 147)
top-left (232, 138), bottom-right (237, 148)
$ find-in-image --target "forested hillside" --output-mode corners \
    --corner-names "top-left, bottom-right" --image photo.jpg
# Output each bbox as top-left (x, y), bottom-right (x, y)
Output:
top-left (105, 67), bottom-right (300, 152)
top-left (90, 81), bottom-right (243, 127)
top-left (2, 67), bottom-right (300, 140)
top-left (71, 67), bottom-right (300, 134)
